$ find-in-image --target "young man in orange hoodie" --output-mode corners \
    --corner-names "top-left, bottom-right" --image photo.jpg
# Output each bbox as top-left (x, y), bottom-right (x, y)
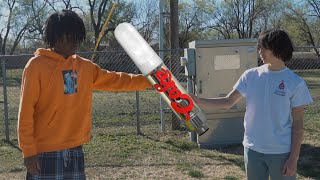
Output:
top-left (18, 10), bottom-right (151, 179)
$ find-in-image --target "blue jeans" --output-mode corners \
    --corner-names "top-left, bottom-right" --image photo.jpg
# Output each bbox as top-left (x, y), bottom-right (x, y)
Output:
top-left (244, 147), bottom-right (296, 180)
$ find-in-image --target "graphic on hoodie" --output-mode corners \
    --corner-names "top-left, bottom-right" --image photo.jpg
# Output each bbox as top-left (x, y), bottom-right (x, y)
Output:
top-left (62, 70), bottom-right (77, 94)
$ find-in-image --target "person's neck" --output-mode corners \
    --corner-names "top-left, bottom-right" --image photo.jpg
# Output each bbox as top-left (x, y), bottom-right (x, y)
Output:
top-left (267, 59), bottom-right (286, 71)
top-left (52, 48), bottom-right (70, 59)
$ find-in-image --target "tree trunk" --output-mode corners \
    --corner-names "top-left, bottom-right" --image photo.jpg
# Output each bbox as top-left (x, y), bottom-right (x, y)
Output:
top-left (170, 0), bottom-right (179, 49)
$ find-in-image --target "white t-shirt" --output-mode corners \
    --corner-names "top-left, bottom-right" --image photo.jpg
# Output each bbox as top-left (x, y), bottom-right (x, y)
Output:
top-left (234, 64), bottom-right (313, 154)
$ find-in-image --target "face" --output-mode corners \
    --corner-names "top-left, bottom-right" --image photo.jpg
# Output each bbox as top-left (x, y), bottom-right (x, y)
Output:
top-left (54, 35), bottom-right (79, 58)
top-left (258, 46), bottom-right (274, 64)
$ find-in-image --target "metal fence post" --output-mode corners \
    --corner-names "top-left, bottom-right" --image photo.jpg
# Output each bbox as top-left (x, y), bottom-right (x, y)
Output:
top-left (159, 0), bottom-right (166, 133)
top-left (1, 56), bottom-right (10, 142)
top-left (135, 67), bottom-right (141, 135)
top-left (135, 90), bottom-right (141, 135)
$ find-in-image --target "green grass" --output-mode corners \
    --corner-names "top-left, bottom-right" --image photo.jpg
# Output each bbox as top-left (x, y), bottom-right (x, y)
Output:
top-left (0, 69), bottom-right (320, 179)
top-left (224, 176), bottom-right (238, 180)
top-left (188, 169), bottom-right (204, 178)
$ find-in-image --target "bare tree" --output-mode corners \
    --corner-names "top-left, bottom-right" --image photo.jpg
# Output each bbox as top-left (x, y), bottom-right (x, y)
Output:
top-left (219, 0), bottom-right (269, 38)
top-left (208, 6), bottom-right (236, 39)
top-left (0, 0), bottom-right (50, 54)
top-left (88, 0), bottom-right (135, 50)
top-left (1, 0), bottom-right (15, 55)
top-left (99, 0), bottom-right (159, 51)
top-left (10, 1), bottom-right (49, 54)
top-left (133, 0), bottom-right (159, 43)
top-left (0, 35), bottom-right (2, 52)
top-left (308, 0), bottom-right (320, 18)
top-left (283, 2), bottom-right (320, 55)
top-left (178, 1), bottom-right (210, 47)
top-left (45, 0), bottom-right (83, 11)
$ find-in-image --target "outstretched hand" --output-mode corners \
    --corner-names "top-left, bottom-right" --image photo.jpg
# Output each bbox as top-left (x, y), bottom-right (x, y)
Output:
top-left (24, 154), bottom-right (40, 175)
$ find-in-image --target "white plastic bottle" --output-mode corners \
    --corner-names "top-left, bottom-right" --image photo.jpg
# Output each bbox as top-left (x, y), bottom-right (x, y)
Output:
top-left (115, 22), bottom-right (208, 135)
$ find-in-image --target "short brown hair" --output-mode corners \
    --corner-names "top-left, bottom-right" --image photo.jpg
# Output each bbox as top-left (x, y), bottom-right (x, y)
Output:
top-left (258, 29), bottom-right (294, 62)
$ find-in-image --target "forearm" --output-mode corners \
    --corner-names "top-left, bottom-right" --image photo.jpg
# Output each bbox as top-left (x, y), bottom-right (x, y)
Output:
top-left (195, 89), bottom-right (243, 110)
top-left (197, 97), bottom-right (234, 109)
top-left (289, 107), bottom-right (305, 161)
top-left (93, 64), bottom-right (151, 90)
top-left (289, 122), bottom-right (303, 160)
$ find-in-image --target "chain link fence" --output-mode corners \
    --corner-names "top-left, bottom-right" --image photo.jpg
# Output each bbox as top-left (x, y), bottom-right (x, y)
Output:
top-left (0, 49), bottom-right (186, 142)
top-left (1, 47), bottom-right (320, 144)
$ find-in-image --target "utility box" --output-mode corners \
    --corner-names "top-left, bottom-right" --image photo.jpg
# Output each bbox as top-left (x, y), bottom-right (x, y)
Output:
top-left (184, 39), bottom-right (257, 148)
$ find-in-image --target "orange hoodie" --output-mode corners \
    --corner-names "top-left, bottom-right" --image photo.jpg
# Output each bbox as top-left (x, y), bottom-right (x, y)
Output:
top-left (18, 48), bottom-right (151, 158)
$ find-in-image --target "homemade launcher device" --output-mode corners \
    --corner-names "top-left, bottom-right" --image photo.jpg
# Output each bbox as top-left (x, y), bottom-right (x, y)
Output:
top-left (114, 22), bottom-right (209, 136)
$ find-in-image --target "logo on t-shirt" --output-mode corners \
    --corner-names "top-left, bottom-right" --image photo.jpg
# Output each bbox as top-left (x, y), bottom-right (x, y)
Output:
top-left (274, 80), bottom-right (286, 96)
top-left (279, 80), bottom-right (285, 89)
top-left (62, 70), bottom-right (78, 94)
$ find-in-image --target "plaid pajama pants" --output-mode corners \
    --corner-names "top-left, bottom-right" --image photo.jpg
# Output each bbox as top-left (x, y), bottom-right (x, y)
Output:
top-left (26, 146), bottom-right (86, 180)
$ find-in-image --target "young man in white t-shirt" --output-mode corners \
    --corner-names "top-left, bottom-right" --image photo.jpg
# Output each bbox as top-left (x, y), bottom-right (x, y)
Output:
top-left (191, 29), bottom-right (313, 180)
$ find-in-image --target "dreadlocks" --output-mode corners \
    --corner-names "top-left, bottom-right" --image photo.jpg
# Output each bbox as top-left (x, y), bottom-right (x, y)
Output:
top-left (44, 9), bottom-right (86, 48)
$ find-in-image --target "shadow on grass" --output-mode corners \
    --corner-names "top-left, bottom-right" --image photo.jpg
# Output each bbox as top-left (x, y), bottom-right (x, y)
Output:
top-left (203, 144), bottom-right (246, 172)
top-left (298, 144), bottom-right (320, 179)
top-left (215, 144), bottom-right (244, 156)
top-left (144, 132), bottom-right (246, 173)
